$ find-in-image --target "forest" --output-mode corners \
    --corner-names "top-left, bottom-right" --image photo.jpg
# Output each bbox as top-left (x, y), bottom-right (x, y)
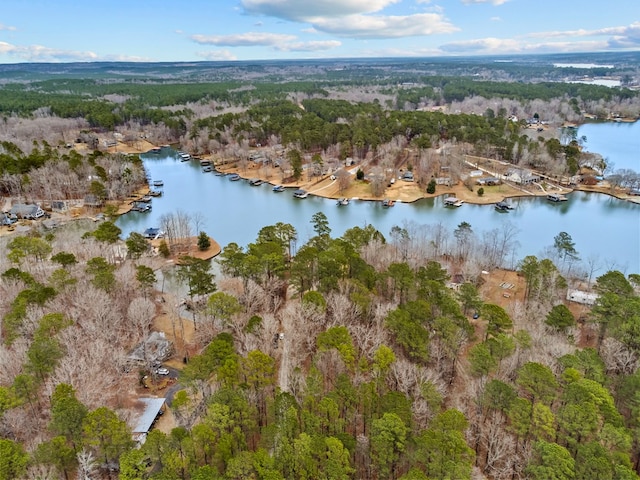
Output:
top-left (1, 54), bottom-right (639, 193)
top-left (0, 209), bottom-right (639, 479)
top-left (1, 53), bottom-right (640, 479)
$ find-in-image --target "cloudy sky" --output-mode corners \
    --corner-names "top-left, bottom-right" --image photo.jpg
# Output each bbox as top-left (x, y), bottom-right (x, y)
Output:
top-left (0, 0), bottom-right (638, 63)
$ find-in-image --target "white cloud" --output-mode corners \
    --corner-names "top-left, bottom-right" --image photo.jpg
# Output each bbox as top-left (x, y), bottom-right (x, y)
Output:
top-left (310, 12), bottom-right (458, 38)
top-left (490, 16), bottom-right (501, 22)
top-left (0, 41), bottom-right (99, 61)
top-left (241, 0), bottom-right (399, 20)
top-left (275, 40), bottom-right (341, 51)
top-left (102, 54), bottom-right (153, 62)
top-left (190, 32), bottom-right (296, 46)
top-left (198, 50), bottom-right (238, 61)
top-left (462, 0), bottom-right (510, 5)
top-left (529, 22), bottom-right (640, 41)
top-left (525, 22), bottom-right (640, 50)
top-left (439, 36), bottom-right (618, 55)
top-left (0, 23), bottom-right (17, 31)
top-left (437, 21), bottom-right (640, 55)
top-left (241, 0), bottom-right (457, 39)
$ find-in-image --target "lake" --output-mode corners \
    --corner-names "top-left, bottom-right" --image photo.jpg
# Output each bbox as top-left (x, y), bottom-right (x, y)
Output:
top-left (578, 121), bottom-right (640, 173)
top-left (117, 152), bottom-right (640, 274)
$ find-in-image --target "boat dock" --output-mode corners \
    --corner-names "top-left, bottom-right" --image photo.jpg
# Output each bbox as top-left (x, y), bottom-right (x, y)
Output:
top-left (444, 196), bottom-right (464, 207)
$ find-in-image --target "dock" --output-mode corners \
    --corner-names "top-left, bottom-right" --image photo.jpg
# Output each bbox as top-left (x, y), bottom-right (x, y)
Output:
top-left (444, 196), bottom-right (464, 207)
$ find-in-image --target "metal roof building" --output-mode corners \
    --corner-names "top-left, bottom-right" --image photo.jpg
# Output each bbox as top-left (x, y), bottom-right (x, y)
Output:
top-left (132, 397), bottom-right (166, 445)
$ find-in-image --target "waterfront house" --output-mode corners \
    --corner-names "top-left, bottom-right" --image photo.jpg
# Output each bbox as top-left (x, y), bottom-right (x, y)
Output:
top-left (10, 204), bottom-right (45, 220)
top-left (506, 169), bottom-right (541, 185)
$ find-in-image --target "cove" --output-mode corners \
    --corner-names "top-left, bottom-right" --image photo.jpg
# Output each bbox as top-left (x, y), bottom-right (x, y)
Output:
top-left (578, 121), bottom-right (640, 173)
top-left (117, 153), bottom-right (640, 274)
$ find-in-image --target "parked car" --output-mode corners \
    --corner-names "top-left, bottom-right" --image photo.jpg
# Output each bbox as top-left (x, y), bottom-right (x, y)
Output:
top-left (155, 367), bottom-right (169, 376)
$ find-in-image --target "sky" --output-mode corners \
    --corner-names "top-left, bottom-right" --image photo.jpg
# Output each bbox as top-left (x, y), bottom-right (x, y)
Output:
top-left (0, 0), bottom-right (638, 63)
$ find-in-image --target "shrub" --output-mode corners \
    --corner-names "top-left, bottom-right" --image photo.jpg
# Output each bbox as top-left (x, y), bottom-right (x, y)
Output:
top-left (158, 240), bottom-right (170, 257)
top-left (197, 231), bottom-right (211, 251)
top-left (426, 179), bottom-right (437, 194)
top-left (477, 187), bottom-right (485, 196)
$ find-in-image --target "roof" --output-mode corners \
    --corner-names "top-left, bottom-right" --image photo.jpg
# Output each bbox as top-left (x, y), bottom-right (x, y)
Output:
top-left (10, 204), bottom-right (39, 215)
top-left (132, 397), bottom-right (166, 433)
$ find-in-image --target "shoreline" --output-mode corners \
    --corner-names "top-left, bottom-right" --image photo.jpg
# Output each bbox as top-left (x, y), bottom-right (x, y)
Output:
top-left (210, 159), bottom-right (640, 207)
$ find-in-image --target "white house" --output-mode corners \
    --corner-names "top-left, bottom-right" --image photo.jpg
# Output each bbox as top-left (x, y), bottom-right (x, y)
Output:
top-left (566, 289), bottom-right (599, 306)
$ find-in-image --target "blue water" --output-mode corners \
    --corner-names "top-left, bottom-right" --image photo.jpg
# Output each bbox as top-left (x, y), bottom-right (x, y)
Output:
top-left (117, 154), bottom-right (640, 273)
top-left (578, 121), bottom-right (640, 172)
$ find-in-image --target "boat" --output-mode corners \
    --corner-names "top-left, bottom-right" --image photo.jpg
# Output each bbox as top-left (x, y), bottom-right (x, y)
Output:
top-left (337, 198), bottom-right (350, 206)
top-left (202, 166), bottom-right (213, 172)
top-left (249, 178), bottom-right (263, 186)
top-left (382, 199), bottom-right (395, 208)
top-left (547, 193), bottom-right (568, 202)
top-left (495, 200), bottom-right (513, 211)
top-left (148, 190), bottom-right (162, 197)
top-left (229, 173), bottom-right (241, 181)
top-left (139, 195), bottom-right (152, 203)
top-left (200, 159), bottom-right (211, 166)
top-left (272, 185), bottom-right (285, 192)
top-left (444, 196), bottom-right (464, 207)
top-left (293, 189), bottom-right (308, 199)
top-left (149, 148), bottom-right (161, 154)
top-left (152, 180), bottom-right (164, 187)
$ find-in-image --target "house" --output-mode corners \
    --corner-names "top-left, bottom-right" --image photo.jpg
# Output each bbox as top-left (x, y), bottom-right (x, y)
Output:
top-left (476, 177), bottom-right (501, 186)
top-left (566, 289), bottom-right (599, 306)
top-left (506, 169), bottom-right (541, 185)
top-left (401, 171), bottom-right (414, 182)
top-left (131, 397), bottom-right (166, 445)
top-left (447, 274), bottom-right (466, 290)
top-left (10, 204), bottom-right (45, 220)
top-left (84, 194), bottom-right (104, 208)
top-left (127, 331), bottom-right (173, 365)
top-left (51, 200), bottom-right (68, 212)
top-left (1, 212), bottom-right (17, 225)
